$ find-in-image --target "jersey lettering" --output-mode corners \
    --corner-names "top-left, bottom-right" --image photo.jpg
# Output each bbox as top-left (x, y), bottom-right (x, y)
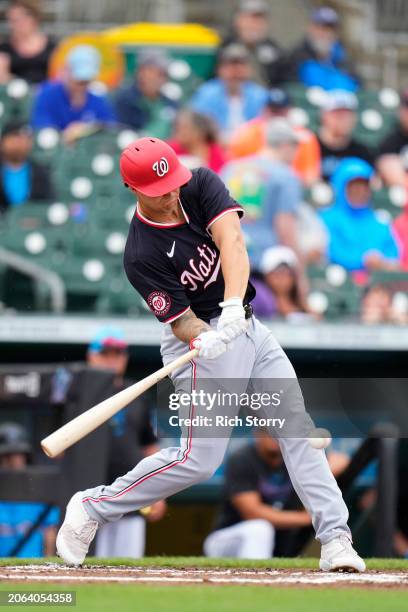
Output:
top-left (180, 244), bottom-right (219, 291)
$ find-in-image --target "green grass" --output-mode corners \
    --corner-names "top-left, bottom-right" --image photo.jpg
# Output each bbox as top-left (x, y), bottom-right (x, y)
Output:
top-left (1, 556), bottom-right (408, 570)
top-left (0, 583), bottom-right (407, 612)
top-left (0, 558), bottom-right (407, 612)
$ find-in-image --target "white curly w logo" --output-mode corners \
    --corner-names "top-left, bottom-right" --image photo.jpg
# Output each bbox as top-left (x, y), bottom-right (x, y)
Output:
top-left (152, 157), bottom-right (169, 177)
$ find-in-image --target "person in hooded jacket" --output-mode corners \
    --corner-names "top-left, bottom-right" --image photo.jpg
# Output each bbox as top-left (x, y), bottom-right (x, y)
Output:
top-left (320, 157), bottom-right (400, 272)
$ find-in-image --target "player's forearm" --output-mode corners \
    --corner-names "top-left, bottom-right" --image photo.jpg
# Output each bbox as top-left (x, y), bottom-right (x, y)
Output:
top-left (239, 503), bottom-right (311, 529)
top-left (219, 229), bottom-right (250, 300)
top-left (171, 309), bottom-right (210, 344)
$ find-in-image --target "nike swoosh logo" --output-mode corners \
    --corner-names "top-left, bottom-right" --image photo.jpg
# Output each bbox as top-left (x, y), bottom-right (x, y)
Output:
top-left (166, 241), bottom-right (176, 258)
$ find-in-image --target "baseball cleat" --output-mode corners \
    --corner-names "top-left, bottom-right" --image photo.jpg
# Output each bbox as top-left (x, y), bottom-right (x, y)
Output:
top-left (56, 491), bottom-right (99, 566)
top-left (319, 535), bottom-right (366, 572)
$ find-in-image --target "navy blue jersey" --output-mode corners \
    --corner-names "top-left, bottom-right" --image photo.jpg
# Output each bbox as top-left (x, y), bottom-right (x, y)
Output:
top-left (124, 167), bottom-right (256, 324)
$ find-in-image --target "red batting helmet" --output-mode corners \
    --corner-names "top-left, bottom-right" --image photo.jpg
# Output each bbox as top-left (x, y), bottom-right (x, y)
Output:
top-left (120, 137), bottom-right (192, 197)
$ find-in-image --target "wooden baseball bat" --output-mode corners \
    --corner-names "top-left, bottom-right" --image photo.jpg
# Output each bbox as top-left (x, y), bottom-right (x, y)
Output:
top-left (41, 349), bottom-right (198, 458)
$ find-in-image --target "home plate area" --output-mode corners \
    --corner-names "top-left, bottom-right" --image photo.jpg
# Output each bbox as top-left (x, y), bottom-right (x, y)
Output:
top-left (1, 565), bottom-right (407, 588)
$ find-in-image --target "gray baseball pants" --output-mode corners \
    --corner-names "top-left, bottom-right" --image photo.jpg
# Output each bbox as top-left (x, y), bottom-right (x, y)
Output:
top-left (82, 315), bottom-right (351, 545)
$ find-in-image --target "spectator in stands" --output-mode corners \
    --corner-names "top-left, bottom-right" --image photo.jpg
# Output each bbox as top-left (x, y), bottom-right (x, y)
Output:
top-left (289, 6), bottom-right (359, 92)
top-left (377, 89), bottom-right (408, 188)
top-left (0, 121), bottom-right (54, 213)
top-left (393, 200), bottom-right (408, 270)
top-left (221, 119), bottom-right (303, 270)
top-left (203, 431), bottom-right (311, 559)
top-left (0, 422), bottom-right (59, 557)
top-left (0, 52), bottom-right (13, 84)
top-left (167, 109), bottom-right (226, 173)
top-left (31, 45), bottom-right (115, 143)
top-left (219, 0), bottom-right (287, 87)
top-left (190, 43), bottom-right (267, 142)
top-left (228, 88), bottom-right (321, 185)
top-left (0, 0), bottom-right (55, 84)
top-left (360, 284), bottom-right (408, 326)
top-left (320, 158), bottom-right (400, 272)
top-left (115, 49), bottom-right (178, 139)
top-left (251, 246), bottom-right (316, 321)
top-left (317, 90), bottom-right (373, 182)
top-left (86, 326), bottom-right (166, 558)
top-left (360, 284), bottom-right (394, 324)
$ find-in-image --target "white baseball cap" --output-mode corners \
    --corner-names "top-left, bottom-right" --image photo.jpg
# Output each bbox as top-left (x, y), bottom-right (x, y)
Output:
top-left (265, 118), bottom-right (300, 147)
top-left (322, 89), bottom-right (358, 112)
top-left (260, 246), bottom-right (298, 274)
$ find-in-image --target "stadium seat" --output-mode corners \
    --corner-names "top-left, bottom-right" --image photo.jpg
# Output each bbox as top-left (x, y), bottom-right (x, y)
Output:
top-left (0, 226), bottom-right (71, 260)
top-left (95, 275), bottom-right (148, 316)
top-left (0, 80), bottom-right (32, 130)
top-left (307, 264), bottom-right (362, 319)
top-left (71, 226), bottom-right (127, 260)
top-left (4, 202), bottom-right (71, 232)
top-left (372, 186), bottom-right (406, 219)
top-left (370, 270), bottom-right (408, 290)
top-left (355, 110), bottom-right (396, 148)
top-left (88, 200), bottom-right (133, 231)
top-left (48, 256), bottom-right (118, 312)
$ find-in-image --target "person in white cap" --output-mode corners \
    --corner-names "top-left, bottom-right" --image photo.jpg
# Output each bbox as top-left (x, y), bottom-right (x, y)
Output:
top-left (251, 245), bottom-right (316, 320)
top-left (31, 44), bottom-right (116, 143)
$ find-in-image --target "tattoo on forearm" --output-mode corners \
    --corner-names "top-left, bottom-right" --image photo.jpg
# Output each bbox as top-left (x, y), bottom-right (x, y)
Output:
top-left (171, 309), bottom-right (210, 343)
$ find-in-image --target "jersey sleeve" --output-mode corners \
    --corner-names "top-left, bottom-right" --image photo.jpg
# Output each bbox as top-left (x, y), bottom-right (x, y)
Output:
top-left (124, 257), bottom-right (190, 324)
top-left (197, 167), bottom-right (244, 232)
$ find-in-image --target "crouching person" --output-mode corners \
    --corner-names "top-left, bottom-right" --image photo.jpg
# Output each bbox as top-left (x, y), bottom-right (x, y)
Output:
top-left (203, 430), bottom-right (311, 559)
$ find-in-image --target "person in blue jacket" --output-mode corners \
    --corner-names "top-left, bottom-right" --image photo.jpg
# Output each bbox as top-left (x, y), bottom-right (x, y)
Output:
top-left (289, 6), bottom-right (359, 92)
top-left (31, 44), bottom-right (116, 142)
top-left (190, 43), bottom-right (268, 142)
top-left (320, 157), bottom-right (400, 272)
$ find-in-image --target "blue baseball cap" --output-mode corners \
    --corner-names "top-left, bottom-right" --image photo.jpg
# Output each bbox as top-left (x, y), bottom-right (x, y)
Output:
top-left (88, 326), bottom-right (128, 353)
top-left (67, 45), bottom-right (101, 81)
top-left (266, 88), bottom-right (291, 109)
top-left (311, 6), bottom-right (339, 27)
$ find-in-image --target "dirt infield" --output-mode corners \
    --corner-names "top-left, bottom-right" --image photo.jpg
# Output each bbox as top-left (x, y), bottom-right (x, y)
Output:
top-left (0, 565), bottom-right (407, 588)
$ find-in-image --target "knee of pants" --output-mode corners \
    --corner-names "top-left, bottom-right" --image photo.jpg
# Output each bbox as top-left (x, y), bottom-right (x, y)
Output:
top-left (244, 519), bottom-right (275, 546)
top-left (186, 444), bottom-right (225, 483)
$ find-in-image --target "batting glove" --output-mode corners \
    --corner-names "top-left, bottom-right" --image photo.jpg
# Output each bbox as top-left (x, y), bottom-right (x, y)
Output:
top-left (217, 297), bottom-right (248, 343)
top-left (190, 330), bottom-right (227, 360)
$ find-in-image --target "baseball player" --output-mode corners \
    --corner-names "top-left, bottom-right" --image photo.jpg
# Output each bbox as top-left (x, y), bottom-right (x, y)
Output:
top-left (56, 137), bottom-right (365, 572)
